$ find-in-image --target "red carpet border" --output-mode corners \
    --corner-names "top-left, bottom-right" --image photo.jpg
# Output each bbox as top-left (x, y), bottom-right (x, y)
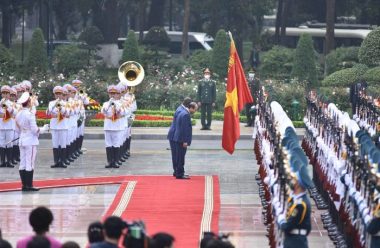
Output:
top-left (0, 175), bottom-right (220, 248)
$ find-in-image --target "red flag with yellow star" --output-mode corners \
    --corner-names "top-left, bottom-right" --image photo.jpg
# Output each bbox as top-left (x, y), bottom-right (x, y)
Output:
top-left (222, 33), bottom-right (253, 154)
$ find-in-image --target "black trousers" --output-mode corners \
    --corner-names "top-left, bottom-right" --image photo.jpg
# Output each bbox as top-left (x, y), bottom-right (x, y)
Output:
top-left (201, 103), bottom-right (212, 128)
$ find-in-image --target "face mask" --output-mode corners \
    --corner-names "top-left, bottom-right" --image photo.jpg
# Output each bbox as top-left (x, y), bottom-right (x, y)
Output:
top-left (248, 73), bottom-right (255, 79)
top-left (204, 75), bottom-right (210, 80)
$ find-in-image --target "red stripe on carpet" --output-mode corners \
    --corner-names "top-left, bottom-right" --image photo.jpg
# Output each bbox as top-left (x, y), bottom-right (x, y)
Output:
top-left (0, 175), bottom-right (220, 247)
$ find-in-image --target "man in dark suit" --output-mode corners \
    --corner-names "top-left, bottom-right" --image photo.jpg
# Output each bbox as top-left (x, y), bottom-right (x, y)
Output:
top-left (167, 97), bottom-right (192, 177)
top-left (172, 102), bottom-right (198, 179)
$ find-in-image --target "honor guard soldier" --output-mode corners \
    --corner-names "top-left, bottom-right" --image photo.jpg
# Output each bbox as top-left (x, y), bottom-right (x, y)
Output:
top-left (197, 68), bottom-right (216, 130)
top-left (101, 85), bottom-right (125, 168)
top-left (0, 85), bottom-right (15, 168)
top-left (21, 80), bottom-right (39, 114)
top-left (15, 92), bottom-right (49, 191)
top-left (10, 86), bottom-right (21, 165)
top-left (365, 189), bottom-right (380, 248)
top-left (277, 167), bottom-right (312, 248)
top-left (72, 79), bottom-right (89, 155)
top-left (47, 86), bottom-right (68, 168)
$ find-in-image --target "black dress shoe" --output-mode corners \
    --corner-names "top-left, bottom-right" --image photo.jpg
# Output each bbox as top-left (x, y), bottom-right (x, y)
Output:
top-left (200, 127), bottom-right (207, 130)
top-left (176, 175), bottom-right (190, 179)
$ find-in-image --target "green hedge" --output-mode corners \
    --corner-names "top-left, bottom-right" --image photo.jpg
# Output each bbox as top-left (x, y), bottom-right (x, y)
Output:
top-left (359, 27), bottom-right (380, 67)
top-left (292, 121), bottom-right (305, 128)
top-left (322, 64), bottom-right (368, 86)
top-left (363, 66), bottom-right (380, 84)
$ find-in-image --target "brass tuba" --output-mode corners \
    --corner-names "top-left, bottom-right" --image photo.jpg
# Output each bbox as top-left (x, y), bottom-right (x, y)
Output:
top-left (118, 61), bottom-right (145, 87)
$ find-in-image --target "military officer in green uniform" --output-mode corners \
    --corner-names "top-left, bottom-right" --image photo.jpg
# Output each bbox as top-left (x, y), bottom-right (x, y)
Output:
top-left (277, 167), bottom-right (312, 248)
top-left (197, 68), bottom-right (216, 130)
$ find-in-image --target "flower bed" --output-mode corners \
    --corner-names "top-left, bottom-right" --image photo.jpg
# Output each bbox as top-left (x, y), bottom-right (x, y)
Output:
top-left (36, 110), bottom-right (173, 121)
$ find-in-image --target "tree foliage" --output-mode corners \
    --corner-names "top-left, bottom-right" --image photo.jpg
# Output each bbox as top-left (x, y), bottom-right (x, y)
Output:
top-left (53, 45), bottom-right (88, 76)
top-left (322, 63), bottom-right (368, 86)
top-left (143, 26), bottom-right (170, 49)
top-left (363, 66), bottom-right (380, 84)
top-left (25, 28), bottom-right (48, 76)
top-left (0, 43), bottom-right (15, 76)
top-left (291, 33), bottom-right (318, 88)
top-left (79, 26), bottom-right (104, 47)
top-left (358, 27), bottom-right (380, 67)
top-left (259, 46), bottom-right (294, 79)
top-left (121, 30), bottom-right (140, 64)
top-left (325, 46), bottom-right (360, 75)
top-left (211, 29), bottom-right (230, 79)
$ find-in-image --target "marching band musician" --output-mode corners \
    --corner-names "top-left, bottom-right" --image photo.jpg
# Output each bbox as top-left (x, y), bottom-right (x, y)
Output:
top-left (0, 85), bottom-right (15, 168)
top-left (101, 85), bottom-right (126, 169)
top-left (47, 86), bottom-right (68, 168)
top-left (63, 84), bottom-right (79, 163)
top-left (277, 167), bottom-right (312, 248)
top-left (21, 80), bottom-right (39, 114)
top-left (15, 92), bottom-right (49, 192)
top-left (10, 86), bottom-right (21, 165)
top-left (124, 86), bottom-right (137, 157)
top-left (72, 79), bottom-right (89, 155)
top-left (117, 83), bottom-right (130, 163)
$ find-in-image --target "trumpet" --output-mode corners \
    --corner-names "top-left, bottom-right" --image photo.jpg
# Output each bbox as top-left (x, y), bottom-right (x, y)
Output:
top-left (55, 100), bottom-right (63, 109)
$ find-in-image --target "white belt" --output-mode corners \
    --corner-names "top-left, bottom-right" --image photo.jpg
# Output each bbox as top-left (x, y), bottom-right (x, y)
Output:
top-left (289, 229), bottom-right (307, 235)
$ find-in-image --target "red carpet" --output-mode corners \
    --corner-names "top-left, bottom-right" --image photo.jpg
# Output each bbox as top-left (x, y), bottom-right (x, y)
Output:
top-left (0, 175), bottom-right (220, 248)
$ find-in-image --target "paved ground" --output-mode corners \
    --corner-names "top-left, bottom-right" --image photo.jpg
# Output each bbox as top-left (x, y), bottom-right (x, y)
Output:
top-left (0, 120), bottom-right (332, 247)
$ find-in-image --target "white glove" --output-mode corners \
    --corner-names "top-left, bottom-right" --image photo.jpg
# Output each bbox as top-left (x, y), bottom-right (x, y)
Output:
top-left (277, 213), bottom-right (285, 224)
top-left (364, 215), bottom-right (372, 225)
top-left (39, 124), bottom-right (50, 134)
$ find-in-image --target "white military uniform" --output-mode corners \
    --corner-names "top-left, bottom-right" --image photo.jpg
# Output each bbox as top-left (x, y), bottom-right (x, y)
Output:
top-left (15, 92), bottom-right (48, 191)
top-left (101, 85), bottom-right (126, 168)
top-left (0, 86), bottom-right (16, 168)
top-left (16, 106), bottom-right (39, 171)
top-left (47, 98), bottom-right (68, 149)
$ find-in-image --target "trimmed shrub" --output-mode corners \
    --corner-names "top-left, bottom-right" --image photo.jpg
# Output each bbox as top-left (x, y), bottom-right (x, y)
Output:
top-left (0, 43), bottom-right (15, 77)
top-left (291, 33), bottom-right (318, 88)
top-left (259, 46), bottom-right (294, 79)
top-left (325, 46), bottom-right (360, 75)
top-left (363, 66), bottom-right (380, 84)
top-left (211, 29), bottom-right (229, 79)
top-left (319, 87), bottom-right (351, 114)
top-left (53, 45), bottom-right (88, 75)
top-left (121, 30), bottom-right (140, 63)
top-left (322, 63), bottom-right (368, 87)
top-left (359, 27), bottom-right (380, 67)
top-left (25, 28), bottom-right (48, 76)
